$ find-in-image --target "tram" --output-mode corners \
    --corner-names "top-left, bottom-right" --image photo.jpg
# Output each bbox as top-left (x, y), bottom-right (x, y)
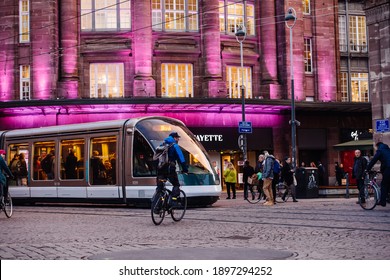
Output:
top-left (0, 116), bottom-right (221, 206)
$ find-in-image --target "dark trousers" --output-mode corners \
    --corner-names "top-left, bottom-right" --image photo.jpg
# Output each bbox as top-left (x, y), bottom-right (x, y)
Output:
top-left (380, 168), bottom-right (390, 205)
top-left (356, 178), bottom-right (365, 202)
top-left (226, 182), bottom-right (236, 198)
top-left (156, 166), bottom-right (180, 197)
top-left (272, 173), bottom-right (279, 202)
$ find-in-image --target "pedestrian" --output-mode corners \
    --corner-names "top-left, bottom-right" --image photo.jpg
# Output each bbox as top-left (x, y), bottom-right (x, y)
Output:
top-left (366, 142), bottom-right (390, 207)
top-left (352, 149), bottom-right (368, 205)
top-left (262, 151), bottom-right (275, 206)
top-left (65, 150), bottom-right (78, 179)
top-left (90, 150), bottom-right (106, 185)
top-left (335, 162), bottom-right (344, 186)
top-left (212, 160), bottom-right (221, 180)
top-left (223, 162), bottom-right (237, 199)
top-left (17, 152), bottom-right (28, 186)
top-left (0, 150), bottom-right (14, 201)
top-left (254, 154), bottom-right (265, 200)
top-left (8, 153), bottom-right (20, 185)
top-left (317, 161), bottom-right (325, 186)
top-left (41, 150), bottom-right (55, 180)
top-left (281, 156), bottom-right (298, 202)
top-left (242, 160), bottom-right (255, 200)
top-left (272, 158), bottom-right (281, 203)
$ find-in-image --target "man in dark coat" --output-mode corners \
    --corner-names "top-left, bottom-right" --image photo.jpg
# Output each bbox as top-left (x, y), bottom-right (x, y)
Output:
top-left (352, 149), bottom-right (367, 204)
top-left (366, 142), bottom-right (390, 207)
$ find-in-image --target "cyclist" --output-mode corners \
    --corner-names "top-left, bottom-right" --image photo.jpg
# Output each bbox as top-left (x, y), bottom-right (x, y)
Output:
top-left (366, 142), bottom-right (390, 207)
top-left (0, 150), bottom-right (14, 202)
top-left (155, 132), bottom-right (188, 206)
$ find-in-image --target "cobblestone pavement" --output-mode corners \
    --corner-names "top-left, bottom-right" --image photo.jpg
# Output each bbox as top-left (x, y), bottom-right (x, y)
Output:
top-left (1, 195), bottom-right (389, 260)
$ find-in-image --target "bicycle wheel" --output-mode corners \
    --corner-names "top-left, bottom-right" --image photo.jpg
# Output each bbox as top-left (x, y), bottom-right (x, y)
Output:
top-left (151, 193), bottom-right (166, 225)
top-left (171, 190), bottom-right (187, 222)
top-left (245, 184), bottom-right (263, 204)
top-left (275, 182), bottom-right (289, 203)
top-left (360, 183), bottom-right (378, 210)
top-left (3, 193), bottom-right (13, 218)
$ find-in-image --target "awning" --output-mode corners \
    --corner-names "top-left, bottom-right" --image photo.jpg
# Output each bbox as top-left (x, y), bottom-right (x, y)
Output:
top-left (333, 139), bottom-right (374, 151)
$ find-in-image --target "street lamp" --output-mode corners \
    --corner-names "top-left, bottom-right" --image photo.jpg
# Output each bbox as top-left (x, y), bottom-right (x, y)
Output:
top-left (235, 25), bottom-right (247, 160)
top-left (285, 7), bottom-right (297, 169)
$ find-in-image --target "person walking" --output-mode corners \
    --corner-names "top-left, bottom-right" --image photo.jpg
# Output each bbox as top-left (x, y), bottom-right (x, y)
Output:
top-left (262, 151), bottom-right (275, 206)
top-left (352, 149), bottom-right (367, 205)
top-left (366, 142), bottom-right (390, 207)
top-left (281, 157), bottom-right (298, 202)
top-left (65, 150), bottom-right (78, 179)
top-left (17, 152), bottom-right (28, 186)
top-left (223, 162), bottom-right (237, 199)
top-left (272, 158), bottom-right (281, 203)
top-left (254, 154), bottom-right (265, 200)
top-left (242, 160), bottom-right (255, 200)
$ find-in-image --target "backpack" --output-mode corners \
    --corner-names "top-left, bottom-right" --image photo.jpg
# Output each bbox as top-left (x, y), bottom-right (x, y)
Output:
top-left (41, 155), bottom-right (52, 173)
top-left (153, 143), bottom-right (174, 170)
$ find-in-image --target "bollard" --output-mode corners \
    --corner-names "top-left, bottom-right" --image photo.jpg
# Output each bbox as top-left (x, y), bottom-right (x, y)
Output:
top-left (345, 173), bottom-right (349, 199)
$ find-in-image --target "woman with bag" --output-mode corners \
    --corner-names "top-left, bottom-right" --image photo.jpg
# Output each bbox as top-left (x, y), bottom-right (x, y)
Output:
top-left (223, 162), bottom-right (237, 199)
top-left (281, 157), bottom-right (298, 202)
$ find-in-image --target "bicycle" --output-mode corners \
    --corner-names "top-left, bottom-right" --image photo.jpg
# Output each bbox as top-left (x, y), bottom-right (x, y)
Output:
top-left (275, 181), bottom-right (290, 203)
top-left (1, 178), bottom-right (13, 218)
top-left (360, 171), bottom-right (381, 210)
top-left (245, 183), bottom-right (264, 204)
top-left (151, 179), bottom-right (187, 225)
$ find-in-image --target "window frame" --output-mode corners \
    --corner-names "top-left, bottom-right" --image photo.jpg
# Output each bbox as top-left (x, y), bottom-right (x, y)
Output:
top-left (226, 65), bottom-right (252, 99)
top-left (219, 0), bottom-right (255, 36)
top-left (349, 15), bottom-right (367, 53)
top-left (161, 63), bottom-right (194, 98)
top-left (81, 0), bottom-right (131, 31)
top-left (303, 0), bottom-right (311, 15)
top-left (350, 73), bottom-right (369, 102)
top-left (89, 63), bottom-right (124, 98)
top-left (20, 65), bottom-right (30, 100)
top-left (304, 38), bottom-right (313, 74)
top-left (19, 0), bottom-right (30, 43)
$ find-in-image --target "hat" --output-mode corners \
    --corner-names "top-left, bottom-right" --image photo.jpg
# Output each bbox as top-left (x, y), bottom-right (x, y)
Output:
top-left (169, 132), bottom-right (181, 138)
top-left (0, 149), bottom-right (6, 155)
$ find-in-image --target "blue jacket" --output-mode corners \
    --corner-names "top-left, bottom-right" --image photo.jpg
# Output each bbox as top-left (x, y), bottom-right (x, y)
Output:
top-left (367, 142), bottom-right (390, 172)
top-left (262, 155), bottom-right (275, 179)
top-left (164, 136), bottom-right (188, 173)
top-left (0, 156), bottom-right (13, 187)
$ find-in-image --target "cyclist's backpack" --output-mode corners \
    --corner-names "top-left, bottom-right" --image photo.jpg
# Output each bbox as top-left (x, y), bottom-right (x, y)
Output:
top-left (153, 142), bottom-right (174, 170)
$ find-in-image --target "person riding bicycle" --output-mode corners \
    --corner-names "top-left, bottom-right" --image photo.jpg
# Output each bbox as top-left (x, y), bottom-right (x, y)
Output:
top-left (0, 150), bottom-right (14, 202)
top-left (155, 132), bottom-right (188, 206)
top-left (365, 142), bottom-right (390, 207)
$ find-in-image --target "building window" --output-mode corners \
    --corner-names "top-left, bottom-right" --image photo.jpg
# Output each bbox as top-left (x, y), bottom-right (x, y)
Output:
top-left (20, 65), bottom-right (30, 100)
top-left (219, 1), bottom-right (255, 36)
top-left (226, 66), bottom-right (252, 99)
top-left (19, 0), bottom-right (30, 42)
top-left (351, 73), bottom-right (369, 102)
top-left (338, 15), bottom-right (347, 52)
top-left (60, 139), bottom-right (85, 180)
top-left (90, 136), bottom-right (117, 185)
top-left (81, 0), bottom-right (130, 31)
top-left (152, 0), bottom-right (198, 31)
top-left (304, 38), bottom-right (313, 73)
top-left (340, 72), bottom-right (348, 102)
top-left (303, 0), bottom-right (310, 15)
top-left (90, 63), bottom-right (124, 98)
top-left (161, 63), bottom-right (193, 98)
top-left (349, 16), bottom-right (367, 53)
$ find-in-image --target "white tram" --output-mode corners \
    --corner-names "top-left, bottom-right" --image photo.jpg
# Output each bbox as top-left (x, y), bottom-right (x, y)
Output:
top-left (0, 117), bottom-right (221, 206)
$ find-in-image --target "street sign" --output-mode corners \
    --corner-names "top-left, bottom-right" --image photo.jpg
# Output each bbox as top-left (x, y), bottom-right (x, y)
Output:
top-left (238, 121), bottom-right (252, 133)
top-left (376, 119), bottom-right (390, 133)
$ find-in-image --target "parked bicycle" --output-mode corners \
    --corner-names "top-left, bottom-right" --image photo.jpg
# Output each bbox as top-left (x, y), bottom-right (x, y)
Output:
top-left (245, 184), bottom-right (264, 204)
top-left (151, 179), bottom-right (187, 225)
top-left (360, 171), bottom-right (381, 210)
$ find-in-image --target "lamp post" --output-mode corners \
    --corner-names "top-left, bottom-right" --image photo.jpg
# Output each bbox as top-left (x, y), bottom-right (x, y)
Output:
top-left (235, 25), bottom-right (247, 160)
top-left (285, 7), bottom-right (297, 169)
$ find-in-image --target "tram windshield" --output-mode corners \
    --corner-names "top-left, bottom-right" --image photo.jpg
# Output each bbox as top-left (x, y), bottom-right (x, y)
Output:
top-left (135, 118), bottom-right (219, 185)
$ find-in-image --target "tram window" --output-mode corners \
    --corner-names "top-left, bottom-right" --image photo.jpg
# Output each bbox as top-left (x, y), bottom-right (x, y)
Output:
top-left (33, 141), bottom-right (55, 180)
top-left (133, 131), bottom-right (155, 177)
top-left (7, 143), bottom-right (29, 186)
top-left (60, 139), bottom-right (85, 180)
top-left (90, 136), bottom-right (117, 185)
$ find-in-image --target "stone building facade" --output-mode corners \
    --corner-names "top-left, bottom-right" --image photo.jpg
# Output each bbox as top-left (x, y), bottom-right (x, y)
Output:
top-left (0, 0), bottom-right (373, 185)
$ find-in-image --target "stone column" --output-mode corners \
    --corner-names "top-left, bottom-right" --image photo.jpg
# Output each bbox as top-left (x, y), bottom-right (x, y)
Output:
top-left (132, 0), bottom-right (155, 97)
top-left (202, 0), bottom-right (225, 97)
top-left (260, 1), bottom-right (282, 99)
top-left (365, 0), bottom-right (390, 144)
top-left (58, 0), bottom-right (79, 99)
